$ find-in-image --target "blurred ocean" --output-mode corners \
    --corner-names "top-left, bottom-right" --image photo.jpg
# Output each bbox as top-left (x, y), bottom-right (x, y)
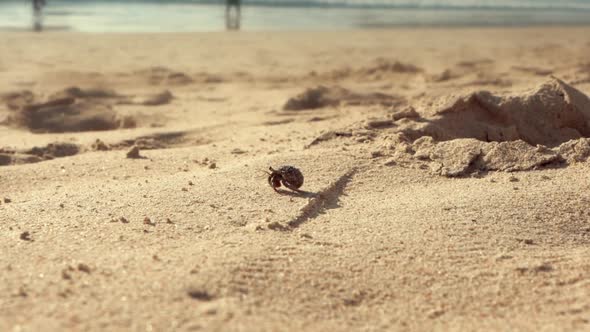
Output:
top-left (1, 0), bottom-right (590, 32)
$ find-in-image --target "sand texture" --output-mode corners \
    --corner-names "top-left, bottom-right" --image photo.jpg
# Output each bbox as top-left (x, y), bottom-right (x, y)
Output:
top-left (2, 28), bottom-right (590, 331)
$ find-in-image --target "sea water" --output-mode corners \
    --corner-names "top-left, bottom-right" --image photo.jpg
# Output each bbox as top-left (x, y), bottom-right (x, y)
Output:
top-left (1, 0), bottom-right (590, 32)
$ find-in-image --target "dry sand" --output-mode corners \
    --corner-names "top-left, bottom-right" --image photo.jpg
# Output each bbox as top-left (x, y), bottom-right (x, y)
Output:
top-left (1, 28), bottom-right (590, 331)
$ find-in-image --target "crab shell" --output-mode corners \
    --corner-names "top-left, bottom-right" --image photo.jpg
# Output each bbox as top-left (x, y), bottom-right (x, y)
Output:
top-left (274, 166), bottom-right (304, 189)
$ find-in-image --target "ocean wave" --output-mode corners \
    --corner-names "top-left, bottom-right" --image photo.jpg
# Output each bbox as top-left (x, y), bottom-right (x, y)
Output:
top-left (50, 0), bottom-right (590, 11)
top-left (247, 0), bottom-right (590, 10)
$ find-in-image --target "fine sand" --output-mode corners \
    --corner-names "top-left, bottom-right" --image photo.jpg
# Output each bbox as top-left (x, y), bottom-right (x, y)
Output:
top-left (2, 28), bottom-right (590, 331)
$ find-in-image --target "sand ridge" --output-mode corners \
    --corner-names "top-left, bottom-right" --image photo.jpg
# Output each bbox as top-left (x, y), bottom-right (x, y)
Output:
top-left (301, 77), bottom-right (590, 177)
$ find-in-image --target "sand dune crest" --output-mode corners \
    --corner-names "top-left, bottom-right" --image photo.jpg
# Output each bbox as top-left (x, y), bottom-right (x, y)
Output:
top-left (284, 85), bottom-right (402, 111)
top-left (372, 78), bottom-right (590, 176)
top-left (402, 77), bottom-right (590, 147)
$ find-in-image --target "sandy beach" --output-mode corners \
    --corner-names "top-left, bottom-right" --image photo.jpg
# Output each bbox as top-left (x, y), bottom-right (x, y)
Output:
top-left (2, 27), bottom-right (590, 331)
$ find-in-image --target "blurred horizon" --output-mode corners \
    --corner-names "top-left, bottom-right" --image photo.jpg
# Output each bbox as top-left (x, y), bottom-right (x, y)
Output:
top-left (1, 0), bottom-right (590, 32)
top-left (3, 0), bottom-right (590, 10)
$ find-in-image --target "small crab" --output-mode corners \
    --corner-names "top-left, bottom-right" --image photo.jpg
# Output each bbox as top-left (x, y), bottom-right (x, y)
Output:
top-left (267, 165), bottom-right (304, 192)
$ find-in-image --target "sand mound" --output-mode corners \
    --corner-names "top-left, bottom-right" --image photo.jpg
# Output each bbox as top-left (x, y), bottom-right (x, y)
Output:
top-left (556, 138), bottom-right (590, 163)
top-left (375, 78), bottom-right (590, 176)
top-left (1, 87), bottom-right (139, 133)
top-left (359, 58), bottom-right (423, 75)
top-left (137, 67), bottom-right (194, 85)
top-left (0, 143), bottom-right (80, 166)
top-left (401, 78), bottom-right (590, 147)
top-left (411, 137), bottom-right (562, 177)
top-left (51, 86), bottom-right (123, 100)
top-left (284, 86), bottom-right (339, 110)
top-left (1, 90), bottom-right (36, 110)
top-left (284, 86), bottom-right (401, 111)
top-left (140, 90), bottom-right (173, 106)
top-left (0, 152), bottom-right (43, 166)
top-left (0, 129), bottom-right (197, 167)
top-left (320, 59), bottom-right (423, 80)
top-left (7, 98), bottom-right (122, 133)
top-left (26, 142), bottom-right (80, 159)
top-left (512, 66), bottom-right (553, 76)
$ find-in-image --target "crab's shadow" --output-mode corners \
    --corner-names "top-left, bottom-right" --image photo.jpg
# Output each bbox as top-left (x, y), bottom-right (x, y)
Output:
top-left (275, 189), bottom-right (318, 198)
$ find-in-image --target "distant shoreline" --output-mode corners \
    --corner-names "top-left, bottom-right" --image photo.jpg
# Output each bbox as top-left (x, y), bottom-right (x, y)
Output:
top-left (5, 0), bottom-right (590, 12)
top-left (3, 2), bottom-right (590, 32)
